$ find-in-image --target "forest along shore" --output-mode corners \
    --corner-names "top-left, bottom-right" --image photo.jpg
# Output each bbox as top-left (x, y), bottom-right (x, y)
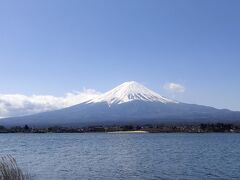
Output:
top-left (0, 123), bottom-right (240, 133)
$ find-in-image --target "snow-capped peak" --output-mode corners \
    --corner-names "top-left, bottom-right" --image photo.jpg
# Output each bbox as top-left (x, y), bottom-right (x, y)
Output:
top-left (88, 81), bottom-right (177, 105)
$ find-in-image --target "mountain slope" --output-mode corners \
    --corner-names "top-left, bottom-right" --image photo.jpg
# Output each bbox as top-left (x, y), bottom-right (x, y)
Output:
top-left (0, 81), bottom-right (240, 127)
top-left (87, 81), bottom-right (177, 105)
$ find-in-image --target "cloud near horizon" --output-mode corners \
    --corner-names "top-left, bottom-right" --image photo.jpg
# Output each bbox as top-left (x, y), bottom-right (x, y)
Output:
top-left (0, 83), bottom-right (186, 118)
top-left (0, 89), bottom-right (101, 118)
top-left (164, 83), bottom-right (186, 93)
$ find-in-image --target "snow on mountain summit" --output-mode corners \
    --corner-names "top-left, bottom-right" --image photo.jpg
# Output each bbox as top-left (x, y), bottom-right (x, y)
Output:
top-left (2, 81), bottom-right (240, 128)
top-left (88, 81), bottom-right (177, 105)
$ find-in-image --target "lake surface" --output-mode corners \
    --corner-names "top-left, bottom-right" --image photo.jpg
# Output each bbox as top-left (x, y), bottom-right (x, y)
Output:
top-left (0, 133), bottom-right (239, 180)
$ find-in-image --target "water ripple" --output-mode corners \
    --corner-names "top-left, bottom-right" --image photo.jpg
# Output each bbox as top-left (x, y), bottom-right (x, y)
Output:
top-left (0, 133), bottom-right (239, 180)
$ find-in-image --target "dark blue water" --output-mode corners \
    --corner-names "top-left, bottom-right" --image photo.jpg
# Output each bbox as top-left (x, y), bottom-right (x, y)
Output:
top-left (0, 133), bottom-right (239, 180)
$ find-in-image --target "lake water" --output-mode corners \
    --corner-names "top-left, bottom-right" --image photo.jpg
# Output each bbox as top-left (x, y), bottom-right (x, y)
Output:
top-left (0, 133), bottom-right (239, 180)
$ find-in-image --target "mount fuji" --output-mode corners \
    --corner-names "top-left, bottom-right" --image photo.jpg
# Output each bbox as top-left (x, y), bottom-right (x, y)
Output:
top-left (1, 81), bottom-right (240, 127)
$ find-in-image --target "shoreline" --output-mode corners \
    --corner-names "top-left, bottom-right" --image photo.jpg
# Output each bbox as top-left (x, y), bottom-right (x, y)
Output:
top-left (1, 123), bottom-right (240, 133)
top-left (108, 130), bottom-right (149, 134)
top-left (0, 131), bottom-right (239, 134)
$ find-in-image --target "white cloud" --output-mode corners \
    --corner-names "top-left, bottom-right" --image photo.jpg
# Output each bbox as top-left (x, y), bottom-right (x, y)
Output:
top-left (0, 89), bottom-right (101, 118)
top-left (164, 83), bottom-right (185, 93)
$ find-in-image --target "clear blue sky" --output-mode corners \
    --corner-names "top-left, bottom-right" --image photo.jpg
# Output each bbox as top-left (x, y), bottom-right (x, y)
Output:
top-left (0, 0), bottom-right (240, 110)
